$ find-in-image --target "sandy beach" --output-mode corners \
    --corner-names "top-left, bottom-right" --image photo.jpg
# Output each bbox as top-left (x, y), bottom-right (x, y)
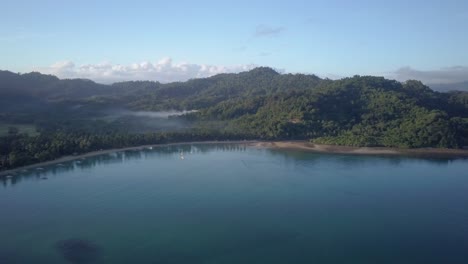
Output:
top-left (2, 140), bottom-right (468, 177)
top-left (254, 141), bottom-right (468, 157)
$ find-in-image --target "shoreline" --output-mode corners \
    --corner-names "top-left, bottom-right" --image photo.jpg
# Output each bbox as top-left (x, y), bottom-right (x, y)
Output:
top-left (0, 141), bottom-right (257, 177)
top-left (254, 141), bottom-right (468, 158)
top-left (2, 140), bottom-right (468, 177)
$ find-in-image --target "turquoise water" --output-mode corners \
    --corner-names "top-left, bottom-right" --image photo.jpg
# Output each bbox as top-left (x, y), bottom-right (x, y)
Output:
top-left (1, 143), bottom-right (468, 263)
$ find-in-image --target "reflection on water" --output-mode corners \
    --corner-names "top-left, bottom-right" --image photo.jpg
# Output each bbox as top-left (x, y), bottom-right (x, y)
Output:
top-left (1, 143), bottom-right (466, 188)
top-left (268, 148), bottom-right (466, 168)
top-left (1, 143), bottom-right (468, 264)
top-left (1, 143), bottom-right (250, 188)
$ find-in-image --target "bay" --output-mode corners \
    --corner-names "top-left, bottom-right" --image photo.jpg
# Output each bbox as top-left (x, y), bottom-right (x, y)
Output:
top-left (1, 143), bottom-right (468, 263)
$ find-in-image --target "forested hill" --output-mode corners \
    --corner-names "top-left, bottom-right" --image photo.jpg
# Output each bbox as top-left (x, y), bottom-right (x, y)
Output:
top-left (119, 67), bottom-right (324, 110)
top-left (0, 70), bottom-right (112, 100)
top-left (194, 76), bottom-right (468, 148)
top-left (0, 67), bottom-right (324, 111)
top-left (1, 67), bottom-right (468, 171)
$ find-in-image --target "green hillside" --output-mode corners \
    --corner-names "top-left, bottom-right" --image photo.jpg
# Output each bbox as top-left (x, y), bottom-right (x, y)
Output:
top-left (1, 68), bottom-right (468, 170)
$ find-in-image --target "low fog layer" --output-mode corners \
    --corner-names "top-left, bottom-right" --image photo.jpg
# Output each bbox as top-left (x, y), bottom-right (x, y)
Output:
top-left (122, 110), bottom-right (197, 119)
top-left (97, 108), bottom-right (197, 133)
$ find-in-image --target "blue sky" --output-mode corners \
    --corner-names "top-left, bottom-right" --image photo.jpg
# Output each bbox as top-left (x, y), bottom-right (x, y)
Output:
top-left (1, 0), bottom-right (468, 83)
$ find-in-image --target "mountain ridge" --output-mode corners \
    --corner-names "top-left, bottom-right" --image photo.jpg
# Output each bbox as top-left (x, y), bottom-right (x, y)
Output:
top-left (1, 67), bottom-right (468, 170)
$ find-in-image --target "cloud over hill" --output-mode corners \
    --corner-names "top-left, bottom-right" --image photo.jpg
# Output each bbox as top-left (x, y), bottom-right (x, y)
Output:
top-left (36, 58), bottom-right (257, 83)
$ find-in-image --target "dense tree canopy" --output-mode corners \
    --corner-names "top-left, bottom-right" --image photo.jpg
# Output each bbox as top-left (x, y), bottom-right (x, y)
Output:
top-left (1, 68), bottom-right (467, 170)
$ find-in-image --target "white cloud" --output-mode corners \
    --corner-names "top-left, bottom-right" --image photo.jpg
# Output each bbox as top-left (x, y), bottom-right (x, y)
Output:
top-left (388, 66), bottom-right (468, 84)
top-left (35, 58), bottom-right (258, 83)
top-left (254, 24), bottom-right (285, 37)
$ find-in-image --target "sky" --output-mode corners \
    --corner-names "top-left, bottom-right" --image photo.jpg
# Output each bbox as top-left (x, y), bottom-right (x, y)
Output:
top-left (1, 0), bottom-right (468, 84)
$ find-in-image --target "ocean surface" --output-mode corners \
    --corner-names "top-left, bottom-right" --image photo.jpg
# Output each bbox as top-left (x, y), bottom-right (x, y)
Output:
top-left (1, 143), bottom-right (468, 264)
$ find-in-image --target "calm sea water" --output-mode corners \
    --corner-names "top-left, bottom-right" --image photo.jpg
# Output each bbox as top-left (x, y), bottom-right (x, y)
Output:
top-left (1, 143), bottom-right (468, 264)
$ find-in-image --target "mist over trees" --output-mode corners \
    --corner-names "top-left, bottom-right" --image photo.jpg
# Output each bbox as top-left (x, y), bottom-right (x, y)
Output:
top-left (1, 67), bottom-right (467, 170)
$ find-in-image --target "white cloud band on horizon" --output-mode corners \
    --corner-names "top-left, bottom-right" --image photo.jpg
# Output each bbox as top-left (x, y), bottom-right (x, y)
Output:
top-left (33, 60), bottom-right (468, 85)
top-left (389, 66), bottom-right (468, 84)
top-left (35, 58), bottom-right (258, 83)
